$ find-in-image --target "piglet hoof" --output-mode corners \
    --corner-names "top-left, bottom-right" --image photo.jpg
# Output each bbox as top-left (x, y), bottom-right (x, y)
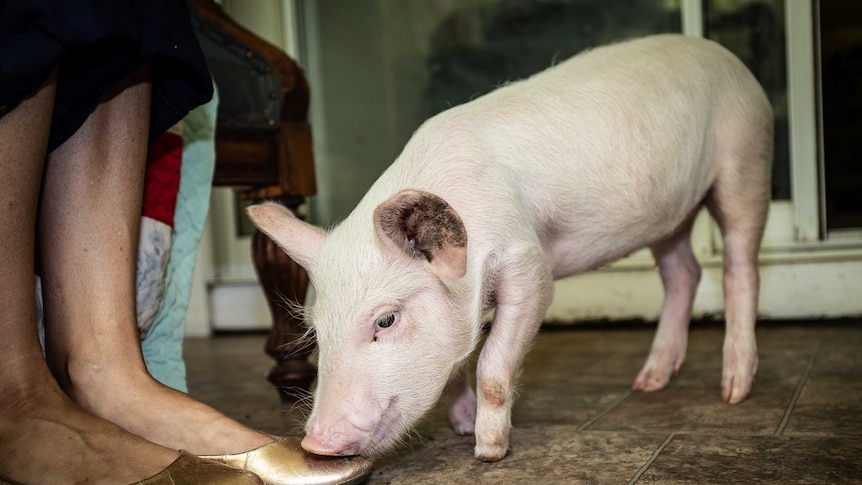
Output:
top-left (474, 443), bottom-right (511, 463)
top-left (721, 340), bottom-right (758, 404)
top-left (721, 366), bottom-right (757, 404)
top-left (633, 350), bottom-right (684, 392)
top-left (632, 364), bottom-right (675, 392)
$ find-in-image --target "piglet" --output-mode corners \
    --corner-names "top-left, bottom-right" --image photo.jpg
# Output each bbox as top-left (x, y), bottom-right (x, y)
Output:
top-left (248, 34), bottom-right (772, 462)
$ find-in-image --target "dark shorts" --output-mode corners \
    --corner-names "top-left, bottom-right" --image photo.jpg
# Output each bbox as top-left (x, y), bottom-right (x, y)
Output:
top-left (0, 0), bottom-right (213, 151)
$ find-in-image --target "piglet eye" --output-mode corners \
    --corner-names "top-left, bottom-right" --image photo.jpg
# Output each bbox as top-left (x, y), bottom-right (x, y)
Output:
top-left (375, 312), bottom-right (396, 329)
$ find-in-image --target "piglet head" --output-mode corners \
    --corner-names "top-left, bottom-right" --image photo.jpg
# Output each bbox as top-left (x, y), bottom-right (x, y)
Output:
top-left (248, 190), bottom-right (475, 456)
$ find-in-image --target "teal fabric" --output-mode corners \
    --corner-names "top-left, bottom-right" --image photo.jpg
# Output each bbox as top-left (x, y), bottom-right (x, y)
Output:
top-left (142, 84), bottom-right (218, 391)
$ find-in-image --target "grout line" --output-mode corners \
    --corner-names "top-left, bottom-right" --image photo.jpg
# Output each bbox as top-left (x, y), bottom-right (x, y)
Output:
top-left (577, 390), bottom-right (632, 431)
top-left (774, 346), bottom-right (819, 436)
top-left (628, 433), bottom-right (675, 485)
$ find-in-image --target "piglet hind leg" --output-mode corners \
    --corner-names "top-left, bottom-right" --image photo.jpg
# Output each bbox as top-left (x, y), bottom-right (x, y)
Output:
top-left (708, 197), bottom-right (767, 404)
top-left (707, 139), bottom-right (772, 404)
top-left (444, 364), bottom-right (477, 435)
top-left (474, 246), bottom-right (553, 462)
top-left (634, 220), bottom-right (701, 392)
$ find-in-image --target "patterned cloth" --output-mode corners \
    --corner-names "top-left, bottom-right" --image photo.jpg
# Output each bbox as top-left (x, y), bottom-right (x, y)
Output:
top-left (137, 123), bottom-right (183, 339)
top-left (141, 86), bottom-right (218, 391)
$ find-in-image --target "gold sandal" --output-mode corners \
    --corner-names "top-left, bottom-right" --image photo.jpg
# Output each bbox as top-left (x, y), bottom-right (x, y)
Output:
top-left (200, 437), bottom-right (373, 485)
top-left (136, 451), bottom-right (263, 484)
top-left (0, 451), bottom-right (263, 485)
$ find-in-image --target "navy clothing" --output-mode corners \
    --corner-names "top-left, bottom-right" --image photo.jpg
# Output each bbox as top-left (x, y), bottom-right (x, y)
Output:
top-left (0, 0), bottom-right (213, 151)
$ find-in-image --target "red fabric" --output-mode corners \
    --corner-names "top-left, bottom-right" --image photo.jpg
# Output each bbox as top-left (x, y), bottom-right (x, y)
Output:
top-left (142, 131), bottom-right (182, 228)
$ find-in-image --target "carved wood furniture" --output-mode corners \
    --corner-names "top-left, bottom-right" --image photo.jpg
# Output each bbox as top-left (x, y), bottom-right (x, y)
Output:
top-left (188, 0), bottom-right (316, 401)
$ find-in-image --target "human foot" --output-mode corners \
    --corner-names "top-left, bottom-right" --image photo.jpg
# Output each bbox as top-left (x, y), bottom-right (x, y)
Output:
top-left (63, 367), bottom-right (373, 484)
top-left (64, 364), bottom-right (274, 456)
top-left (0, 385), bottom-right (178, 485)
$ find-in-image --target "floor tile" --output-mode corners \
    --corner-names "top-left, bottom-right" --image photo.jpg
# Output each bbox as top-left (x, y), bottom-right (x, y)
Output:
top-left (636, 434), bottom-right (862, 484)
top-left (585, 388), bottom-right (792, 435)
top-left (370, 428), bottom-right (667, 485)
top-left (182, 322), bottom-right (862, 484)
top-left (783, 375), bottom-right (862, 437)
top-left (512, 382), bottom-right (630, 428)
top-left (583, 346), bottom-right (810, 435)
top-left (521, 328), bottom-right (653, 386)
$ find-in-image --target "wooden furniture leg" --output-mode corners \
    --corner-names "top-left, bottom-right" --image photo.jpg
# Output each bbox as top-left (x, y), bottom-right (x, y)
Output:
top-left (189, 0), bottom-right (318, 400)
top-left (251, 196), bottom-right (317, 402)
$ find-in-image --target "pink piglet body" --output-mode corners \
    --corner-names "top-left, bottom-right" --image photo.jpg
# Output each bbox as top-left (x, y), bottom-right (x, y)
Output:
top-left (249, 34), bottom-right (772, 462)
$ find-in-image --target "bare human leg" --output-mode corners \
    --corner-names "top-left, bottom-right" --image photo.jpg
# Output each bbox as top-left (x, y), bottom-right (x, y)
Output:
top-left (38, 66), bottom-right (273, 456)
top-left (0, 70), bottom-right (180, 485)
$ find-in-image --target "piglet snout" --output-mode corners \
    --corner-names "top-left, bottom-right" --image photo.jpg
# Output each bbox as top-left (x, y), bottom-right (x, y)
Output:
top-left (302, 410), bottom-right (380, 457)
top-left (300, 433), bottom-right (362, 457)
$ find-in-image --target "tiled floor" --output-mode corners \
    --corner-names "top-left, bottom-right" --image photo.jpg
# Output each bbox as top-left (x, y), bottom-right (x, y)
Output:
top-left (185, 321), bottom-right (862, 484)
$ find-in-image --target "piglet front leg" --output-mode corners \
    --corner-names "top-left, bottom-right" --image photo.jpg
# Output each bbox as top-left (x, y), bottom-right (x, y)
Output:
top-left (474, 246), bottom-right (553, 462)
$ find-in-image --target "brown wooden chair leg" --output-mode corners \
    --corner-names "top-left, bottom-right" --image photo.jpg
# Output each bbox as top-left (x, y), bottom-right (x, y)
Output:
top-left (251, 200), bottom-right (317, 402)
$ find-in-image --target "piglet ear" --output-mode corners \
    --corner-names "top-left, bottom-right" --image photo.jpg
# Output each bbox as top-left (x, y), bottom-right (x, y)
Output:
top-left (374, 190), bottom-right (468, 279)
top-left (247, 202), bottom-right (326, 271)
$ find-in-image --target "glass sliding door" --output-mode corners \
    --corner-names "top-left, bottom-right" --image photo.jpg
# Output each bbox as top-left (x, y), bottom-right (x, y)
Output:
top-left (285, 0), bottom-right (862, 321)
top-left (816, 0), bottom-right (862, 234)
top-left (301, 0), bottom-right (683, 227)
